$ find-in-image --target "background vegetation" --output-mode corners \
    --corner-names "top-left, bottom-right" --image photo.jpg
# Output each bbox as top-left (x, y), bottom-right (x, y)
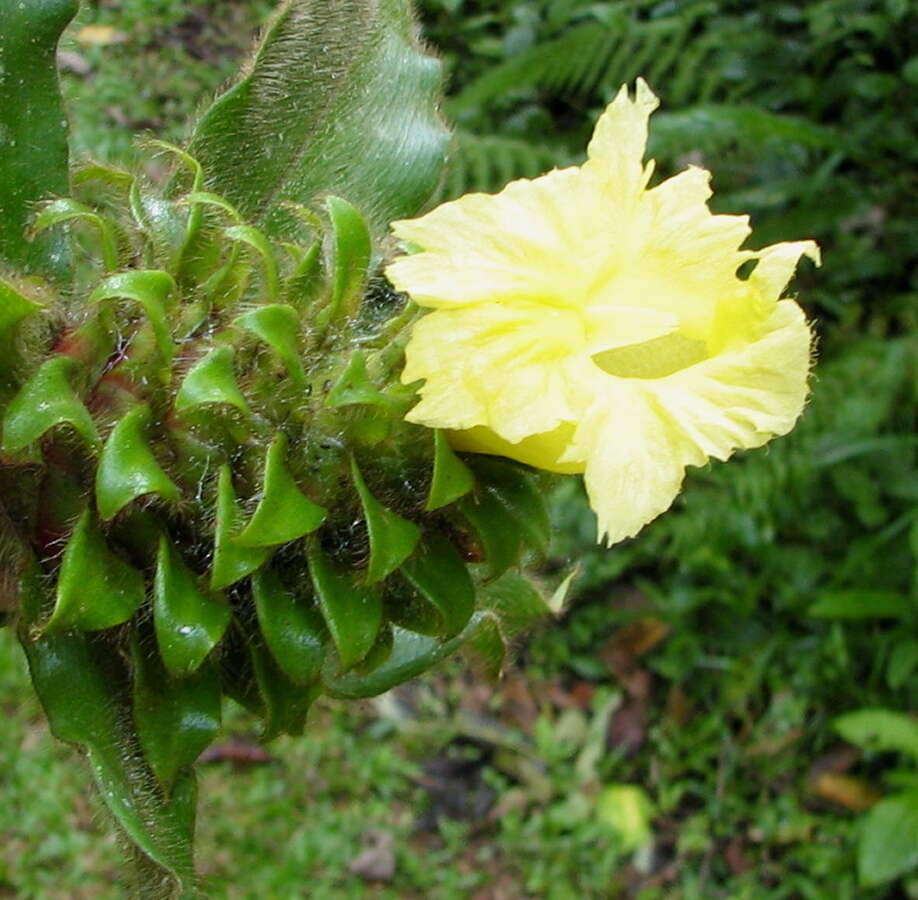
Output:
top-left (2, 0), bottom-right (916, 896)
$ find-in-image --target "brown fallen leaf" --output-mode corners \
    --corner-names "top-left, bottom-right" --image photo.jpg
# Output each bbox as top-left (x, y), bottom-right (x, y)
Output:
top-left (608, 617), bottom-right (671, 658)
top-left (808, 743), bottom-right (860, 779)
top-left (498, 672), bottom-right (539, 731)
top-left (724, 837), bottom-right (749, 875)
top-left (608, 697), bottom-right (648, 756)
top-left (810, 772), bottom-right (882, 812)
top-left (198, 736), bottom-right (273, 767)
top-left (349, 830), bottom-right (396, 882)
top-left (665, 684), bottom-right (692, 727)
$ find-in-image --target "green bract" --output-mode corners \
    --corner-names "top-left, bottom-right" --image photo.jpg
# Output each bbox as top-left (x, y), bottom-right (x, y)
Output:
top-left (0, 2), bottom-right (553, 895)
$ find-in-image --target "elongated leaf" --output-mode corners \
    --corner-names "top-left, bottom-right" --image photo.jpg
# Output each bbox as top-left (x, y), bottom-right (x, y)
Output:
top-left (20, 626), bottom-right (194, 888)
top-left (233, 304), bottom-right (305, 389)
top-left (2, 356), bottom-right (100, 452)
top-left (252, 568), bottom-right (325, 685)
top-left (48, 510), bottom-right (145, 631)
top-left (351, 457), bottom-right (420, 583)
top-left (211, 465), bottom-right (273, 590)
top-left (189, 0), bottom-right (449, 236)
top-left (324, 615), bottom-right (490, 699)
top-left (400, 536), bottom-right (475, 638)
top-left (306, 537), bottom-right (381, 670)
top-left (236, 433), bottom-right (327, 547)
top-left (132, 638), bottom-right (221, 788)
top-left (32, 198), bottom-right (118, 271)
top-left (175, 345), bottom-right (250, 415)
top-left (0, 280), bottom-right (41, 346)
top-left (96, 404), bottom-right (180, 520)
top-left (90, 271), bottom-right (176, 368)
top-left (859, 793), bottom-right (918, 887)
top-left (462, 614), bottom-right (506, 681)
top-left (471, 457), bottom-right (551, 554)
top-left (0, 280), bottom-right (41, 396)
top-left (426, 430), bottom-right (474, 511)
top-left (808, 590), bottom-right (911, 620)
top-left (480, 571), bottom-right (550, 640)
top-left (154, 537), bottom-right (230, 676)
top-left (0, 0), bottom-right (77, 276)
top-left (327, 196), bottom-right (371, 316)
top-left (225, 224), bottom-right (280, 301)
top-left (459, 490), bottom-right (521, 579)
top-left (251, 641), bottom-right (319, 739)
top-left (326, 351), bottom-right (392, 409)
top-left (834, 708), bottom-right (918, 760)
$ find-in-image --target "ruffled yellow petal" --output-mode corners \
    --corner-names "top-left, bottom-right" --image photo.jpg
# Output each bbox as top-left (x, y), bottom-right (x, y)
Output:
top-left (650, 299), bottom-right (813, 458)
top-left (401, 303), bottom-right (588, 441)
top-left (570, 381), bottom-right (688, 546)
top-left (387, 79), bottom-right (820, 544)
top-left (388, 167), bottom-right (605, 309)
top-left (584, 78), bottom-right (659, 200)
top-left (749, 241), bottom-right (821, 305)
top-left (565, 299), bottom-right (813, 544)
top-left (448, 424), bottom-right (582, 474)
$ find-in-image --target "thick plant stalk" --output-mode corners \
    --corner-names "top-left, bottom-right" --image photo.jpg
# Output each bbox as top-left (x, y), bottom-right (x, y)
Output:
top-left (0, 0), bottom-right (77, 277)
top-left (0, 0), bottom-right (552, 882)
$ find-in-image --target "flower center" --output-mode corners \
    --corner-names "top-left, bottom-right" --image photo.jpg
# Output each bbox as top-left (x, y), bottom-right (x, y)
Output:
top-left (591, 331), bottom-right (708, 379)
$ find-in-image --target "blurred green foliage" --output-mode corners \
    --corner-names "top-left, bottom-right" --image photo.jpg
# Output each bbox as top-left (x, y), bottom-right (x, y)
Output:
top-left (7, 0), bottom-right (912, 896)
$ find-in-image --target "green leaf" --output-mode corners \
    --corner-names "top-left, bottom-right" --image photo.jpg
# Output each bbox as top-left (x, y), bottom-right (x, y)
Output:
top-left (225, 224), bottom-right (280, 301)
top-left (90, 271), bottom-right (177, 369)
top-left (0, 279), bottom-right (41, 346)
top-left (31, 198), bottom-right (118, 272)
top-left (232, 304), bottom-right (305, 389)
top-left (252, 568), bottom-right (325, 685)
top-left (145, 142), bottom-right (205, 273)
top-left (324, 615), bottom-right (489, 699)
top-left (19, 626), bottom-right (194, 887)
top-left (211, 465), bottom-right (273, 590)
top-left (351, 457), bottom-right (421, 584)
top-left (471, 457), bottom-right (551, 554)
top-left (859, 793), bottom-right (918, 887)
top-left (400, 536), bottom-right (475, 638)
top-left (459, 490), bottom-right (521, 579)
top-left (2, 356), bottom-right (100, 453)
top-left (129, 182), bottom-right (187, 272)
top-left (188, 0), bottom-right (449, 236)
top-left (480, 570), bottom-right (550, 641)
top-left (834, 708), bottom-right (918, 760)
top-left (887, 639), bottom-right (918, 690)
top-left (306, 536), bottom-right (382, 670)
top-left (96, 404), bottom-right (180, 521)
top-left (132, 638), bottom-right (221, 788)
top-left (250, 641), bottom-right (320, 739)
top-left (462, 613), bottom-right (506, 681)
top-left (326, 351), bottom-right (392, 409)
top-left (426, 430), bottom-right (475, 511)
top-left (287, 240), bottom-right (324, 307)
top-left (236, 433), bottom-right (327, 547)
top-left (327, 196), bottom-right (372, 317)
top-left (175, 345), bottom-right (250, 416)
top-left (154, 537), bottom-right (230, 677)
top-left (72, 161), bottom-right (135, 192)
top-left (47, 510), bottom-right (146, 631)
top-left (0, 0), bottom-right (78, 277)
top-left (807, 590), bottom-right (911, 620)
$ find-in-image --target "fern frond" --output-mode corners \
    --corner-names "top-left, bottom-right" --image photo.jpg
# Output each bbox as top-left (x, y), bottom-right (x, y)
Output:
top-left (449, 3), bottom-right (721, 117)
top-left (441, 132), bottom-right (573, 200)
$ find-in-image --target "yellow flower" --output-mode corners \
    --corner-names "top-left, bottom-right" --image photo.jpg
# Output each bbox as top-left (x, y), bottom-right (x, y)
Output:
top-left (386, 80), bottom-right (819, 545)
